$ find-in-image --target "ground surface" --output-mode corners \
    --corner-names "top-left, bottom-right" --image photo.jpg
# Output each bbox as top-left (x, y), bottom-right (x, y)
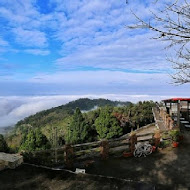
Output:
top-left (1, 127), bottom-right (190, 189)
top-left (87, 130), bottom-right (190, 189)
top-left (0, 164), bottom-right (157, 190)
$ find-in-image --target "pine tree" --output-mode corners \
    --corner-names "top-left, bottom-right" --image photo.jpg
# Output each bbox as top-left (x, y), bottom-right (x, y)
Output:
top-left (20, 129), bottom-right (50, 152)
top-left (95, 106), bottom-right (123, 139)
top-left (66, 107), bottom-right (88, 144)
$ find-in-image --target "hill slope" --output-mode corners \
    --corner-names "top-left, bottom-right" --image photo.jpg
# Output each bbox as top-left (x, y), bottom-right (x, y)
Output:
top-left (15, 98), bottom-right (130, 128)
top-left (6, 98), bottom-right (130, 151)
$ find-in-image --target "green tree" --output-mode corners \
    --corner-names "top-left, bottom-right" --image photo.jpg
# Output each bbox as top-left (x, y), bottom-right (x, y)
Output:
top-left (95, 106), bottom-right (123, 139)
top-left (0, 134), bottom-right (9, 152)
top-left (66, 107), bottom-right (88, 144)
top-left (113, 101), bottom-right (155, 132)
top-left (83, 109), bottom-right (100, 142)
top-left (20, 129), bottom-right (50, 152)
top-left (130, 103), bottom-right (143, 130)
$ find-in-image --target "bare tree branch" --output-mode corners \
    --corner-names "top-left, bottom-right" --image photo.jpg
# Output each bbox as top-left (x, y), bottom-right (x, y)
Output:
top-left (128, 0), bottom-right (190, 84)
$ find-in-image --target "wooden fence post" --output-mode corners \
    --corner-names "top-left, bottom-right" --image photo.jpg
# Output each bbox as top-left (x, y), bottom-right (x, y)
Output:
top-left (64, 144), bottom-right (74, 168)
top-left (100, 140), bottom-right (109, 160)
top-left (130, 133), bottom-right (137, 153)
top-left (154, 130), bottom-right (161, 148)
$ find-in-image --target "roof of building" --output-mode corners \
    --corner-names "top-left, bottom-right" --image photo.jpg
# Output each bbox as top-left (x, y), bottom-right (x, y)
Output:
top-left (163, 98), bottom-right (190, 102)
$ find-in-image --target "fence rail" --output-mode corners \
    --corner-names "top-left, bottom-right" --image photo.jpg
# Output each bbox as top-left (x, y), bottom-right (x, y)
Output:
top-left (22, 128), bottom-right (157, 167)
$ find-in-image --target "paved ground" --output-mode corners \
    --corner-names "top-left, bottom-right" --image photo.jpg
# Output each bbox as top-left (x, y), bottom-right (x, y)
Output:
top-left (152, 107), bottom-right (167, 132)
top-left (87, 130), bottom-right (190, 189)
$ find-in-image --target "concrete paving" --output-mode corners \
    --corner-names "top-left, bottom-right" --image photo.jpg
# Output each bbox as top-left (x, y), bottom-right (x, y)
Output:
top-left (152, 107), bottom-right (167, 132)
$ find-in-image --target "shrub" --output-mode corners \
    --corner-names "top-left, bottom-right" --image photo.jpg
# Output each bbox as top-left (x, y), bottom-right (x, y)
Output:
top-left (169, 130), bottom-right (181, 142)
top-left (0, 134), bottom-right (9, 152)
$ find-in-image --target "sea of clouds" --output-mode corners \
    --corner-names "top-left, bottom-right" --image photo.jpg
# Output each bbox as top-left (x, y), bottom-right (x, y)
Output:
top-left (0, 94), bottom-right (173, 128)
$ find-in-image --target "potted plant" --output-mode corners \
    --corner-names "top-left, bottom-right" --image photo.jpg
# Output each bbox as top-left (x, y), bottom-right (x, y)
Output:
top-left (169, 130), bottom-right (180, 148)
top-left (158, 140), bottom-right (171, 149)
top-left (152, 145), bottom-right (157, 152)
top-left (172, 141), bottom-right (179, 148)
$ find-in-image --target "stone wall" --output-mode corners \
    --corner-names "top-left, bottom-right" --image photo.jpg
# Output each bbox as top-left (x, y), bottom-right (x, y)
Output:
top-left (159, 107), bottom-right (175, 129)
top-left (0, 153), bottom-right (23, 171)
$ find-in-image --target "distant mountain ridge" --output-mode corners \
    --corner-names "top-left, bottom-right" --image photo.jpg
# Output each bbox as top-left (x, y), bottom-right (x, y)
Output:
top-left (15, 98), bottom-right (131, 128)
top-left (64, 98), bottom-right (130, 110)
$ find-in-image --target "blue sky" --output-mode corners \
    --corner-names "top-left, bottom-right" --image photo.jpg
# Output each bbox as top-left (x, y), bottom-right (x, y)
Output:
top-left (0, 0), bottom-right (189, 96)
top-left (0, 0), bottom-right (190, 127)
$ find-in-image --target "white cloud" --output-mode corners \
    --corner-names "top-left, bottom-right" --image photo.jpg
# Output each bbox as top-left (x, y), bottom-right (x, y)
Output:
top-left (0, 0), bottom-right (188, 101)
top-left (12, 27), bottom-right (47, 47)
top-left (0, 1), bottom-right (39, 27)
top-left (24, 49), bottom-right (50, 56)
top-left (0, 0), bottom-right (174, 68)
top-left (0, 0), bottom-right (50, 52)
top-left (0, 95), bottom-right (72, 127)
top-left (47, 1), bottom-right (172, 73)
top-left (29, 70), bottom-right (169, 86)
top-left (56, 32), bottom-right (170, 72)
top-left (0, 94), bottom-right (177, 128)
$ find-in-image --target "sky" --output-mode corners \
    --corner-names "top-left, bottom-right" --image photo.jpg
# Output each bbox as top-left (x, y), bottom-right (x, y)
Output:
top-left (0, 0), bottom-right (190, 127)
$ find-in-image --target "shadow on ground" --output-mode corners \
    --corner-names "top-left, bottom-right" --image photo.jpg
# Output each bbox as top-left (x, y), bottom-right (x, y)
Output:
top-left (0, 164), bottom-right (156, 190)
top-left (87, 131), bottom-right (190, 189)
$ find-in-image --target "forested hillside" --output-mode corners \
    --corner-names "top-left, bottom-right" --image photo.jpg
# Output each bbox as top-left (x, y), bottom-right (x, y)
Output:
top-left (5, 99), bottom-right (155, 153)
top-left (15, 98), bottom-right (130, 128)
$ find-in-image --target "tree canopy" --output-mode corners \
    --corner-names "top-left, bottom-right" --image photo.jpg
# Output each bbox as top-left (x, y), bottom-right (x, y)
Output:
top-left (65, 107), bottom-right (89, 144)
top-left (113, 101), bottom-right (155, 132)
top-left (20, 129), bottom-right (50, 152)
top-left (95, 106), bottom-right (123, 139)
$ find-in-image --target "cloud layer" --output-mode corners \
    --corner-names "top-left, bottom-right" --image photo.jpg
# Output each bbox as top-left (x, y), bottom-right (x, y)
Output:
top-left (0, 0), bottom-right (173, 76)
top-left (0, 94), bottom-right (177, 128)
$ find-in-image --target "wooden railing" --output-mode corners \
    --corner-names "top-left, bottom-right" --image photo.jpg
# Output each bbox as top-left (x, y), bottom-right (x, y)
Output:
top-left (22, 130), bottom-right (156, 167)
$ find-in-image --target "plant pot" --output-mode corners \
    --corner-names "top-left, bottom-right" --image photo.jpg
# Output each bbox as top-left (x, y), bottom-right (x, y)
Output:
top-left (172, 141), bottom-right (179, 148)
top-left (152, 146), bottom-right (156, 152)
top-left (123, 152), bottom-right (133, 157)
